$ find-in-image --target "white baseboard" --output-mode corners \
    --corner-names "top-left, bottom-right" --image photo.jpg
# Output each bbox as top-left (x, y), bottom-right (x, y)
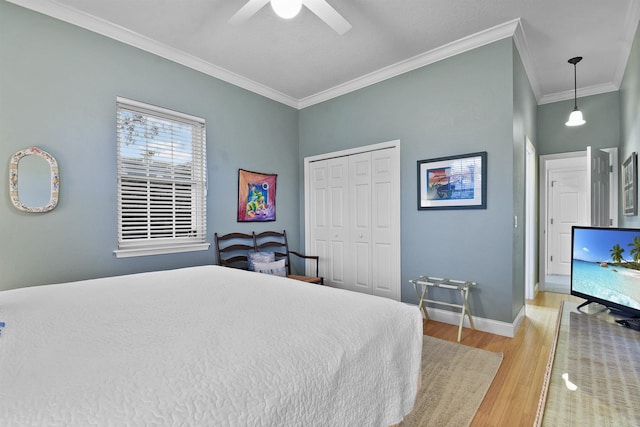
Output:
top-left (410, 303), bottom-right (526, 338)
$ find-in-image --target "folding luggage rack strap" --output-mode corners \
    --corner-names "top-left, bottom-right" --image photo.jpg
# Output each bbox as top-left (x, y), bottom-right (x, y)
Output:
top-left (409, 276), bottom-right (476, 342)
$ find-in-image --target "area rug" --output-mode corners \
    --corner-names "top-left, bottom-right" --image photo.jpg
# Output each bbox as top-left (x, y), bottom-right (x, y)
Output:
top-left (401, 336), bottom-right (503, 427)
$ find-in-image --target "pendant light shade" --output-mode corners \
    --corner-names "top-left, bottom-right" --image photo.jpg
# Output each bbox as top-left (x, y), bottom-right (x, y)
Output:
top-left (565, 56), bottom-right (586, 127)
top-left (566, 108), bottom-right (585, 127)
top-left (271, 0), bottom-right (302, 19)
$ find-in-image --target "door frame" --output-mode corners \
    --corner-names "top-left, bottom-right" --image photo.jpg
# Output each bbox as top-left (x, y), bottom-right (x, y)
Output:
top-left (538, 148), bottom-right (618, 290)
top-left (525, 138), bottom-right (536, 300)
top-left (303, 140), bottom-right (401, 299)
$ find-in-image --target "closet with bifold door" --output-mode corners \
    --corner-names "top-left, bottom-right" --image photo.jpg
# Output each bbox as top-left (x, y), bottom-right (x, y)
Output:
top-left (305, 141), bottom-right (400, 301)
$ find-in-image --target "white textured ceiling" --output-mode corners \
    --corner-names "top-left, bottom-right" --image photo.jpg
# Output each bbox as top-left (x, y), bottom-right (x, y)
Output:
top-left (8, 0), bottom-right (640, 109)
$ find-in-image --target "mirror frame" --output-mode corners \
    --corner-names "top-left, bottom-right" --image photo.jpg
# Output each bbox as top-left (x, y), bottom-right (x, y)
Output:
top-left (9, 147), bottom-right (59, 212)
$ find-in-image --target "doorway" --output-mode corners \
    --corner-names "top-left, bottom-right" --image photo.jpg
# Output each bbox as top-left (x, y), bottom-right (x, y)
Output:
top-left (539, 148), bottom-right (618, 293)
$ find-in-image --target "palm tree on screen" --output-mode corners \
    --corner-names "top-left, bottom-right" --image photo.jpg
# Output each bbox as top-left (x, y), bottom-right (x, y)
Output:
top-left (610, 244), bottom-right (625, 263)
top-left (628, 236), bottom-right (640, 264)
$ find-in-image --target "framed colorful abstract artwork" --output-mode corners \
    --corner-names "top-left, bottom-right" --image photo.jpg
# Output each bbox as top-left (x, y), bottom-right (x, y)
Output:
top-left (237, 169), bottom-right (277, 222)
top-left (417, 151), bottom-right (487, 210)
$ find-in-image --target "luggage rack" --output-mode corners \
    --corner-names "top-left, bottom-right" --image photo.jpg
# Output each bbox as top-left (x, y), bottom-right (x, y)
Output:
top-left (409, 276), bottom-right (476, 342)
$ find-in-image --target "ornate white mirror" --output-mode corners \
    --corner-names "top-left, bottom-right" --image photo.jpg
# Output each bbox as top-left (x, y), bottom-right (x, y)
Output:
top-left (9, 147), bottom-right (59, 212)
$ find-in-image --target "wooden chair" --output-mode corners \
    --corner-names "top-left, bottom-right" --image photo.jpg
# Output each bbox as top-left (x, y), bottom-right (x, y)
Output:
top-left (253, 230), bottom-right (323, 285)
top-left (214, 232), bottom-right (255, 270)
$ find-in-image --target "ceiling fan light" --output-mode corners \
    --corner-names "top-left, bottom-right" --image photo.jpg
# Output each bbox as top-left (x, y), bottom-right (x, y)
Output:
top-left (565, 108), bottom-right (586, 126)
top-left (271, 0), bottom-right (302, 19)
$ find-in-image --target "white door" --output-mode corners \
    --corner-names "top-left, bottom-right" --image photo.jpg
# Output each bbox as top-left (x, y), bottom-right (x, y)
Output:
top-left (370, 148), bottom-right (400, 300)
top-left (347, 149), bottom-right (400, 299)
top-left (328, 157), bottom-right (350, 288)
top-left (309, 160), bottom-right (329, 282)
top-left (349, 152), bottom-right (372, 293)
top-left (548, 164), bottom-right (588, 275)
top-left (587, 147), bottom-right (611, 227)
top-left (309, 157), bottom-right (350, 288)
top-left (305, 141), bottom-right (401, 300)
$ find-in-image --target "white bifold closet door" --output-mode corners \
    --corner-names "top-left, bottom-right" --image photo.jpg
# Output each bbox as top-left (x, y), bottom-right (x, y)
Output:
top-left (308, 147), bottom-right (400, 300)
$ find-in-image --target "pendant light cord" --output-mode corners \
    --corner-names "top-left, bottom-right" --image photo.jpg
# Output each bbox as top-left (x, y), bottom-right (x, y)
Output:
top-left (567, 56), bottom-right (583, 110)
top-left (573, 63), bottom-right (578, 109)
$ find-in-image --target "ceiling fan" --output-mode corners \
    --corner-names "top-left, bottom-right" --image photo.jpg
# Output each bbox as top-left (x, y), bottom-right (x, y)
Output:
top-left (229, 0), bottom-right (352, 35)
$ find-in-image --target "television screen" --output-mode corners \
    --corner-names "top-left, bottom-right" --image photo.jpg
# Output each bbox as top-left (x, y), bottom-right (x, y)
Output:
top-left (571, 226), bottom-right (640, 317)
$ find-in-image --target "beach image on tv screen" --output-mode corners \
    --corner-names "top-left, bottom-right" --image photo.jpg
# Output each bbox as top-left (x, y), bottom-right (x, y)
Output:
top-left (572, 228), bottom-right (640, 311)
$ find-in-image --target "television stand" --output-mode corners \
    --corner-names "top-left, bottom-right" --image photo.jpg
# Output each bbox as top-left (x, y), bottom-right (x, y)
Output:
top-left (575, 299), bottom-right (591, 311)
top-left (575, 299), bottom-right (608, 314)
top-left (535, 301), bottom-right (640, 426)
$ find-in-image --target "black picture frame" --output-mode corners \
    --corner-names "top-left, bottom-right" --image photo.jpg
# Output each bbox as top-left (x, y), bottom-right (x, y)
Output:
top-left (417, 151), bottom-right (487, 210)
top-left (623, 152), bottom-right (637, 216)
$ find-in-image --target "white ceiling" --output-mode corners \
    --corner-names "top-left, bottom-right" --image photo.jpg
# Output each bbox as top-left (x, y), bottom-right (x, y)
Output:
top-left (8, 0), bottom-right (640, 109)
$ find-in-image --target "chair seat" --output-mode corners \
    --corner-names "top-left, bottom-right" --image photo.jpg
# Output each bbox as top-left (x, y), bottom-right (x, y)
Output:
top-left (288, 274), bottom-right (323, 285)
top-left (215, 230), bottom-right (323, 285)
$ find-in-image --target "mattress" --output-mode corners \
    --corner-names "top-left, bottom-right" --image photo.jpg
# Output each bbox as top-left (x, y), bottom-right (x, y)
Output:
top-left (0, 265), bottom-right (422, 426)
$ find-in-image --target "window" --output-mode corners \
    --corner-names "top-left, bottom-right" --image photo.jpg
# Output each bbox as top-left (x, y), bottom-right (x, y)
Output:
top-left (114, 97), bottom-right (208, 258)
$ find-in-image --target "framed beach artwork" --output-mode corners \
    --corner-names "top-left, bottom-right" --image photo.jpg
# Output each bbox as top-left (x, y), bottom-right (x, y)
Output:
top-left (237, 169), bottom-right (277, 222)
top-left (623, 152), bottom-right (637, 216)
top-left (417, 151), bottom-right (487, 210)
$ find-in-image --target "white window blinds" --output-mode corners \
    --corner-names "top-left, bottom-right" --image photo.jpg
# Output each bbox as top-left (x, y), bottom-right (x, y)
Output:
top-left (115, 97), bottom-right (208, 258)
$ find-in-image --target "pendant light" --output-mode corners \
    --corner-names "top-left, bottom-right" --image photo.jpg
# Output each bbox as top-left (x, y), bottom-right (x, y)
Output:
top-left (271, 0), bottom-right (303, 19)
top-left (565, 56), bottom-right (586, 127)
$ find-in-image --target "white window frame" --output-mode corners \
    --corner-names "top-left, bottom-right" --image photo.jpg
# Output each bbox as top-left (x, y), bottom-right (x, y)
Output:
top-left (114, 97), bottom-right (209, 258)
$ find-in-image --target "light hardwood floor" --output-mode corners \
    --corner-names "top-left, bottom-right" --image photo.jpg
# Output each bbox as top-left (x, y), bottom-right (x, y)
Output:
top-left (422, 291), bottom-right (582, 427)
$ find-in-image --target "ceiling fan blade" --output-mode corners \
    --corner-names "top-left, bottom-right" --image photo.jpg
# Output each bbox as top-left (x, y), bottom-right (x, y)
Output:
top-left (304, 0), bottom-right (352, 35)
top-left (229, 0), bottom-right (271, 24)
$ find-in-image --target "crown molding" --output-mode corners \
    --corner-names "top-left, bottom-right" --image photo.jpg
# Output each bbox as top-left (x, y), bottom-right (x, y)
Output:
top-left (6, 0), bottom-right (300, 108)
top-left (512, 19), bottom-right (542, 103)
top-left (298, 19), bottom-right (521, 109)
top-left (538, 82), bottom-right (619, 105)
top-left (10, 0), bottom-right (636, 110)
top-left (7, 0), bottom-right (522, 110)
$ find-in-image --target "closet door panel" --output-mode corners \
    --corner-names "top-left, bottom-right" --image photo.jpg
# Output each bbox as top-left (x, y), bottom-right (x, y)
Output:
top-left (371, 149), bottom-right (400, 299)
top-left (330, 240), bottom-right (346, 284)
top-left (373, 242), bottom-right (392, 293)
top-left (327, 157), bottom-right (351, 289)
top-left (350, 153), bottom-right (372, 293)
top-left (309, 161), bottom-right (329, 280)
top-left (354, 241), bottom-right (370, 291)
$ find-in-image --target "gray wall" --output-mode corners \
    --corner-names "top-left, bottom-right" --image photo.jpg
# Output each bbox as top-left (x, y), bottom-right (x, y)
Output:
top-left (299, 39), bottom-right (521, 323)
top-left (512, 43), bottom-right (538, 318)
top-left (0, 2), bottom-right (300, 290)
top-left (537, 91), bottom-right (621, 156)
top-left (620, 25), bottom-right (640, 228)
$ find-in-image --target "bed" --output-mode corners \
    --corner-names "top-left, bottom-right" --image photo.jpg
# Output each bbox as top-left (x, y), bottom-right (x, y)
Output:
top-left (0, 265), bottom-right (422, 426)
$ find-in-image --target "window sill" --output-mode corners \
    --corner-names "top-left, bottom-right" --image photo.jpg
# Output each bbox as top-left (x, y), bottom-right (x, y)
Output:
top-left (114, 243), bottom-right (210, 258)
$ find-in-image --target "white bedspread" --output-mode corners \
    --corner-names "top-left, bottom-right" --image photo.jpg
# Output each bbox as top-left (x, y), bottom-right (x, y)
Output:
top-left (0, 265), bottom-right (422, 426)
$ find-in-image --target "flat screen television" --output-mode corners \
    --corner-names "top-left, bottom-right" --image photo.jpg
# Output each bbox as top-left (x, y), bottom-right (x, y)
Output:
top-left (571, 226), bottom-right (640, 318)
